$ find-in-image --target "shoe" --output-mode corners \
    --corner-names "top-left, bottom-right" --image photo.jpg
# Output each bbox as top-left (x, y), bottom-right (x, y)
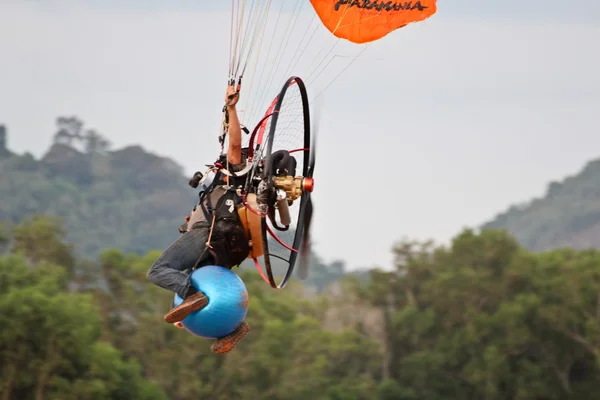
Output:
top-left (164, 292), bottom-right (208, 324)
top-left (211, 321), bottom-right (250, 354)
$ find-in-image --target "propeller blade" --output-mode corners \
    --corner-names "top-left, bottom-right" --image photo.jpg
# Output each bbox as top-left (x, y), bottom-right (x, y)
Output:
top-left (297, 195), bottom-right (313, 280)
top-left (298, 97), bottom-right (320, 280)
top-left (308, 96), bottom-right (321, 177)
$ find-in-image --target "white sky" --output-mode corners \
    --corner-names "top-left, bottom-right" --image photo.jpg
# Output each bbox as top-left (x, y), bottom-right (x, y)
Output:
top-left (1, 0), bottom-right (599, 270)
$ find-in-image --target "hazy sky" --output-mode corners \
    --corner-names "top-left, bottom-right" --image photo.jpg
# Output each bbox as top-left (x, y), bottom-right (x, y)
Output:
top-left (1, 0), bottom-right (599, 270)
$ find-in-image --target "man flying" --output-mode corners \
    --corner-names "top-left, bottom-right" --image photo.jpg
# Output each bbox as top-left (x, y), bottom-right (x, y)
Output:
top-left (147, 84), bottom-right (251, 355)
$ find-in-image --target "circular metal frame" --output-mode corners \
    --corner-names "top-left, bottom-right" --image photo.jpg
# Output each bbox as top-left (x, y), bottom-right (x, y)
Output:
top-left (245, 76), bottom-right (312, 289)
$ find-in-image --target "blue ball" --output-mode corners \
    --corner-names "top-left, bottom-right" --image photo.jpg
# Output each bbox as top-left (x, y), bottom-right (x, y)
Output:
top-left (173, 265), bottom-right (249, 339)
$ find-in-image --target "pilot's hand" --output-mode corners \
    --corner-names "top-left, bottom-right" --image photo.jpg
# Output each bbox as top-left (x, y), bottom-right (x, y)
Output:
top-left (225, 84), bottom-right (239, 107)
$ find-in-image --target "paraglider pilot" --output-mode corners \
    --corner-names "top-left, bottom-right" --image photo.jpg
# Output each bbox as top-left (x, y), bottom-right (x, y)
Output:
top-left (147, 84), bottom-right (251, 354)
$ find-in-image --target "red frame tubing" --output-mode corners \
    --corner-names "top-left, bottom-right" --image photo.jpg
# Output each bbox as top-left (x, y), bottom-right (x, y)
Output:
top-left (256, 96), bottom-right (278, 149)
top-left (253, 257), bottom-right (270, 284)
top-left (242, 194), bottom-right (278, 286)
top-left (248, 111), bottom-right (277, 162)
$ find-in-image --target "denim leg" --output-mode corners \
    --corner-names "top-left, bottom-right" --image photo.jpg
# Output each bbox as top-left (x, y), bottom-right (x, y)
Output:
top-left (147, 224), bottom-right (211, 298)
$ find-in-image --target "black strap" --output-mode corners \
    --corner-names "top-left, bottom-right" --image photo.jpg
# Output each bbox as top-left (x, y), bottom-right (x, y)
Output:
top-left (193, 162), bottom-right (247, 225)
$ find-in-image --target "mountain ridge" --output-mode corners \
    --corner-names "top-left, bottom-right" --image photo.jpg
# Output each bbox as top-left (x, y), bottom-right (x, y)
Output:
top-left (0, 120), bottom-right (197, 257)
top-left (482, 157), bottom-right (600, 251)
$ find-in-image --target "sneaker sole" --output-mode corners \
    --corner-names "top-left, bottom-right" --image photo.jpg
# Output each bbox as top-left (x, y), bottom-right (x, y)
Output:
top-left (164, 295), bottom-right (209, 324)
top-left (211, 322), bottom-right (251, 354)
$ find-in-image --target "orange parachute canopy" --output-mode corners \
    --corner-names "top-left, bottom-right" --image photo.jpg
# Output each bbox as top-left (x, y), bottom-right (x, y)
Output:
top-left (309, 0), bottom-right (437, 44)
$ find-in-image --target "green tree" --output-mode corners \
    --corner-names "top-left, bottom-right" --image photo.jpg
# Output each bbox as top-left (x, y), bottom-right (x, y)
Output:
top-left (359, 229), bottom-right (600, 400)
top-left (11, 215), bottom-right (75, 274)
top-left (0, 254), bottom-right (166, 400)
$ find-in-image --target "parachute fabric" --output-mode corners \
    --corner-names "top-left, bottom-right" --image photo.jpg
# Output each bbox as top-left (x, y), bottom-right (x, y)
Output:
top-left (309, 0), bottom-right (437, 44)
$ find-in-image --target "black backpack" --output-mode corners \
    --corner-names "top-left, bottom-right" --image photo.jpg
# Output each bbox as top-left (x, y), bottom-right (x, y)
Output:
top-left (204, 187), bottom-right (251, 269)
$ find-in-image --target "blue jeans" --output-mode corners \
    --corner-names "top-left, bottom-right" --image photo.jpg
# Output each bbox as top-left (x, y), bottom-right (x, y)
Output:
top-left (147, 222), bottom-right (213, 299)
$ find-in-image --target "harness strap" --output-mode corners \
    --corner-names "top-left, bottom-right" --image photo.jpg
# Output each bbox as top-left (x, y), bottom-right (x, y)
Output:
top-left (205, 214), bottom-right (216, 250)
